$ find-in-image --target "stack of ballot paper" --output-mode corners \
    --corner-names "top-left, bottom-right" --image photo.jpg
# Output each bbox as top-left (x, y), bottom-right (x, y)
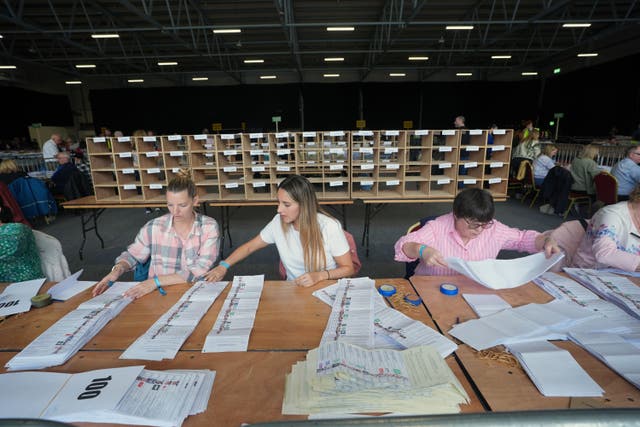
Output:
top-left (282, 342), bottom-right (469, 415)
top-left (202, 275), bottom-right (264, 352)
top-left (534, 272), bottom-right (640, 335)
top-left (0, 278), bottom-right (45, 317)
top-left (507, 340), bottom-right (603, 397)
top-left (570, 332), bottom-right (640, 389)
top-left (0, 366), bottom-right (215, 427)
top-left (449, 300), bottom-right (597, 351)
top-left (122, 281), bottom-right (228, 360)
top-left (446, 252), bottom-right (564, 289)
top-left (564, 268), bottom-right (640, 319)
top-left (462, 294), bottom-right (512, 317)
top-left (320, 277), bottom-right (376, 349)
top-left (5, 282), bottom-right (136, 371)
top-left (313, 279), bottom-right (457, 357)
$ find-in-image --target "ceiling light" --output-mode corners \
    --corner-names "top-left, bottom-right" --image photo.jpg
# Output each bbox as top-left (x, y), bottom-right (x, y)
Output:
top-left (563, 23), bottom-right (591, 28)
top-left (323, 73), bottom-right (340, 77)
top-left (75, 64), bottom-right (96, 68)
top-left (0, 65), bottom-right (17, 69)
top-left (0, 35), bottom-right (3, 39)
top-left (324, 57), bottom-right (344, 62)
top-left (65, 80), bottom-right (82, 85)
top-left (91, 33), bottom-right (119, 39)
top-left (260, 75), bottom-right (277, 79)
top-left (213, 28), bottom-right (241, 34)
top-left (326, 27), bottom-right (355, 32)
top-left (389, 73), bottom-right (406, 77)
top-left (553, 67), bottom-right (561, 74)
top-left (446, 25), bottom-right (474, 30)
top-left (491, 55), bottom-right (512, 59)
top-left (577, 53), bottom-right (598, 57)
top-left (158, 61), bottom-right (178, 66)
top-left (128, 79), bottom-right (144, 83)
top-left (521, 72), bottom-right (538, 76)
top-left (243, 59), bottom-right (264, 64)
top-left (408, 56), bottom-right (429, 61)
top-left (456, 72), bottom-right (473, 76)
top-left (192, 77), bottom-right (209, 81)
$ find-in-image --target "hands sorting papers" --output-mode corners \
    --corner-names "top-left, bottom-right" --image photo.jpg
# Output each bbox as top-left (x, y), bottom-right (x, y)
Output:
top-left (446, 252), bottom-right (564, 290)
top-left (0, 366), bottom-right (215, 427)
top-left (282, 342), bottom-right (469, 415)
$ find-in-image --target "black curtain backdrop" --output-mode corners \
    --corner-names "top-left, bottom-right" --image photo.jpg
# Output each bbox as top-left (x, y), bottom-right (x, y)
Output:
top-left (2, 53), bottom-right (639, 140)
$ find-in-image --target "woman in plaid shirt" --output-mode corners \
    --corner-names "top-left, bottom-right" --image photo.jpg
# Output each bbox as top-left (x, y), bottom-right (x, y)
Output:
top-left (92, 169), bottom-right (219, 299)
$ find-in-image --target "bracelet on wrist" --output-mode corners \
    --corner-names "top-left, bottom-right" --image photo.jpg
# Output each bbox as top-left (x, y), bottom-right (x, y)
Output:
top-left (326, 270), bottom-right (331, 280)
top-left (418, 244), bottom-right (428, 259)
top-left (219, 260), bottom-right (231, 269)
top-left (153, 275), bottom-right (167, 296)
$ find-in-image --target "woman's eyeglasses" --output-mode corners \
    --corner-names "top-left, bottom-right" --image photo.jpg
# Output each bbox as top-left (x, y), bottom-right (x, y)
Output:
top-left (462, 217), bottom-right (494, 230)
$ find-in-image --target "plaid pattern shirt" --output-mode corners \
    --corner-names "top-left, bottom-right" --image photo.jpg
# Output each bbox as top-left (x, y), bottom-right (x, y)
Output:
top-left (116, 213), bottom-right (220, 282)
top-left (75, 162), bottom-right (92, 184)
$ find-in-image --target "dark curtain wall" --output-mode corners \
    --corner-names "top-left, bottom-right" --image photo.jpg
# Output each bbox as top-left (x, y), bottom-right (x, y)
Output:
top-left (0, 87), bottom-right (73, 140)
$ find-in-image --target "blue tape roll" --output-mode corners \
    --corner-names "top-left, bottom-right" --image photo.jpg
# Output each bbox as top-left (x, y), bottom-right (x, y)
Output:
top-left (440, 283), bottom-right (459, 296)
top-left (378, 284), bottom-right (397, 297)
top-left (404, 293), bottom-right (422, 305)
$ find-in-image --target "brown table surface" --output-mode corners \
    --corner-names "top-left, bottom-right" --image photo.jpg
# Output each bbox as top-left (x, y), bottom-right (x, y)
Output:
top-left (61, 196), bottom-right (168, 209)
top-left (410, 274), bottom-right (640, 411)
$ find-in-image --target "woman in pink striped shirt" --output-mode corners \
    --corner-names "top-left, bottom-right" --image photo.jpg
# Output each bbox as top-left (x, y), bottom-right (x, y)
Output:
top-left (394, 188), bottom-right (560, 276)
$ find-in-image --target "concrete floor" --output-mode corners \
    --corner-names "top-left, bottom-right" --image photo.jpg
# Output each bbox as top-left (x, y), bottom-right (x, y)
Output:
top-left (36, 197), bottom-right (565, 284)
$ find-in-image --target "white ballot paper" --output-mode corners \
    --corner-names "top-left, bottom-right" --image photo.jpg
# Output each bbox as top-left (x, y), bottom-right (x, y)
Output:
top-left (47, 269), bottom-right (86, 301)
top-left (0, 278), bottom-right (45, 317)
top-left (313, 280), bottom-right (456, 357)
top-left (122, 281), bottom-right (228, 360)
top-left (0, 366), bottom-right (216, 427)
top-left (446, 252), bottom-right (564, 289)
top-left (321, 277), bottom-right (375, 349)
top-left (5, 282), bottom-right (137, 371)
top-left (507, 340), bottom-right (603, 397)
top-left (462, 293), bottom-right (512, 317)
top-left (282, 342), bottom-right (469, 415)
top-left (202, 275), bottom-right (264, 352)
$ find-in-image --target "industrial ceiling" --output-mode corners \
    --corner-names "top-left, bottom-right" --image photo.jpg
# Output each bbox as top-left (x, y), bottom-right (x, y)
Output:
top-left (1, 0), bottom-right (639, 89)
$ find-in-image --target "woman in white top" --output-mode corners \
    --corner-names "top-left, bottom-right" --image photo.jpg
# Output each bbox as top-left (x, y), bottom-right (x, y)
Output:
top-left (205, 175), bottom-right (354, 287)
top-left (533, 143), bottom-right (558, 186)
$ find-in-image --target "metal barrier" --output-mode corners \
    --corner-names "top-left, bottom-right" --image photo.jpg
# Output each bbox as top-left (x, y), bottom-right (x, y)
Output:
top-left (556, 143), bottom-right (629, 167)
top-left (0, 152), bottom-right (54, 173)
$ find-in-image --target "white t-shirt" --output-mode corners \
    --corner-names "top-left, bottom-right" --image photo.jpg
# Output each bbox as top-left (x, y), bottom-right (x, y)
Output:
top-left (42, 139), bottom-right (59, 161)
top-left (260, 213), bottom-right (349, 280)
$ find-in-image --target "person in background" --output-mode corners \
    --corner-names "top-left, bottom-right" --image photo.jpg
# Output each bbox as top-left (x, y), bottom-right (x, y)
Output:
top-left (572, 183), bottom-right (640, 272)
top-left (0, 198), bottom-right (43, 282)
top-left (73, 151), bottom-right (92, 185)
top-left (521, 120), bottom-right (534, 141)
top-left (512, 129), bottom-right (541, 162)
top-left (611, 145), bottom-right (640, 201)
top-left (0, 159), bottom-right (27, 185)
top-left (533, 143), bottom-right (558, 186)
top-left (204, 175), bottom-right (355, 287)
top-left (570, 144), bottom-right (600, 197)
top-left (114, 130), bottom-right (124, 138)
top-left (394, 188), bottom-right (560, 276)
top-left (93, 169), bottom-right (220, 299)
top-left (50, 152), bottom-right (78, 195)
top-left (42, 134), bottom-right (63, 162)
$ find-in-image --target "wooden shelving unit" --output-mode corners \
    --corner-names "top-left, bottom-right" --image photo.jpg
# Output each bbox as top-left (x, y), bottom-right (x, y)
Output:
top-left (85, 129), bottom-right (512, 203)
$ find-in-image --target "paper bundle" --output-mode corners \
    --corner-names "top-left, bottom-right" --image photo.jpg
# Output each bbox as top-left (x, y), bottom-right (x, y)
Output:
top-left (122, 281), bottom-right (228, 360)
top-left (0, 366), bottom-right (215, 427)
top-left (282, 342), bottom-right (469, 415)
top-left (5, 282), bottom-right (136, 371)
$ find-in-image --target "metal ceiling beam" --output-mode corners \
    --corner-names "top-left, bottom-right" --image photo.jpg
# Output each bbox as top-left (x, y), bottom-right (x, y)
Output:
top-left (274, 0), bottom-right (303, 80)
top-left (116, 0), bottom-right (241, 82)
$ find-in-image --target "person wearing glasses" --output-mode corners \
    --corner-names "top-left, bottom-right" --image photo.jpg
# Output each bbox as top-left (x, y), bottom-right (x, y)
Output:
top-left (611, 146), bottom-right (640, 201)
top-left (394, 188), bottom-right (560, 276)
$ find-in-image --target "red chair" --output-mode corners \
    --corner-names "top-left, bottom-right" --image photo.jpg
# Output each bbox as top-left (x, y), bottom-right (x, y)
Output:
top-left (278, 230), bottom-right (361, 280)
top-left (594, 172), bottom-right (618, 206)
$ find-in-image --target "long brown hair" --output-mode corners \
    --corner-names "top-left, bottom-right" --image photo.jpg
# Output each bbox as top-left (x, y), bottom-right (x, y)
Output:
top-left (278, 175), bottom-right (329, 272)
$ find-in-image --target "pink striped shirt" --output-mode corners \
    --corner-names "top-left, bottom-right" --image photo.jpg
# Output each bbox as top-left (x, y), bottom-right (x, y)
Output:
top-left (116, 213), bottom-right (219, 282)
top-left (394, 212), bottom-right (540, 276)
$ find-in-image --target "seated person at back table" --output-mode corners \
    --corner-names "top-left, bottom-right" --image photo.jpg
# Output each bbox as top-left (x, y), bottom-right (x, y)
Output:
top-left (0, 198), bottom-right (43, 282)
top-left (394, 188), bottom-right (560, 276)
top-left (570, 144), bottom-right (600, 196)
top-left (533, 143), bottom-right (558, 186)
top-left (93, 169), bottom-right (220, 299)
top-left (572, 183), bottom-right (640, 272)
top-left (50, 152), bottom-right (78, 195)
top-left (611, 145), bottom-right (640, 201)
top-left (205, 174), bottom-right (354, 288)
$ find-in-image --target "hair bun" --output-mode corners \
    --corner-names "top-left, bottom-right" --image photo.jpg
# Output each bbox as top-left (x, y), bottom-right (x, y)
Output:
top-left (175, 168), bottom-right (192, 180)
